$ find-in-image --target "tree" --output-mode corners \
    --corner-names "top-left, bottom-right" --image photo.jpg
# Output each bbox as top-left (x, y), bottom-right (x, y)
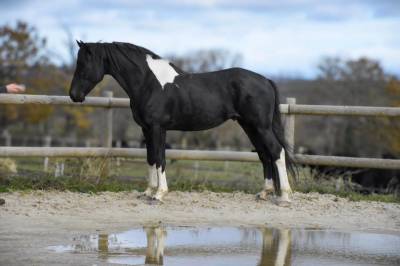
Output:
top-left (0, 21), bottom-right (99, 145)
top-left (313, 57), bottom-right (392, 156)
top-left (0, 21), bottom-right (53, 131)
top-left (167, 49), bottom-right (242, 73)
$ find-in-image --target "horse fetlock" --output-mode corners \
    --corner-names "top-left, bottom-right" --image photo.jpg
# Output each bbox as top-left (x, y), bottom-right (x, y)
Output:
top-left (281, 188), bottom-right (292, 195)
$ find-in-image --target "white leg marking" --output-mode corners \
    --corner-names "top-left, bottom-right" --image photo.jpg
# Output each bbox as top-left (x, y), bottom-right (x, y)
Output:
top-left (264, 178), bottom-right (274, 191)
top-left (153, 167), bottom-right (168, 201)
top-left (149, 164), bottom-right (158, 188)
top-left (144, 164), bottom-right (158, 197)
top-left (257, 178), bottom-right (274, 200)
top-left (275, 149), bottom-right (292, 202)
top-left (146, 54), bottom-right (178, 89)
top-left (157, 167), bottom-right (168, 191)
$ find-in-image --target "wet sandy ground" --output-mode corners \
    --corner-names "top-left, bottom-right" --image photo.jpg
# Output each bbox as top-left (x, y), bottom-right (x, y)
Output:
top-left (0, 190), bottom-right (400, 265)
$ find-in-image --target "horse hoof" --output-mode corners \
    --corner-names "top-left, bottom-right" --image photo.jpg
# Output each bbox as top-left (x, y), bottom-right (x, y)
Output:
top-left (275, 196), bottom-right (291, 207)
top-left (138, 188), bottom-right (156, 199)
top-left (148, 198), bottom-right (164, 205)
top-left (137, 194), bottom-right (150, 200)
top-left (152, 190), bottom-right (168, 202)
top-left (256, 190), bottom-right (274, 201)
top-left (276, 200), bottom-right (291, 207)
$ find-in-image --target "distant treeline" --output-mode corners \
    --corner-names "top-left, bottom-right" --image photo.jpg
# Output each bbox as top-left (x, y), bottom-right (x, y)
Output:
top-left (1, 21), bottom-right (400, 158)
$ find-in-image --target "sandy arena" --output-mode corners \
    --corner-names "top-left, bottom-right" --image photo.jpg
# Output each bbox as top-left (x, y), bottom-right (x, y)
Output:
top-left (1, 190), bottom-right (399, 265)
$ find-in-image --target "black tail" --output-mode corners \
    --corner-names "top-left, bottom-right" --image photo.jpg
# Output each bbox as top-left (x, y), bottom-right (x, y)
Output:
top-left (268, 79), bottom-right (298, 190)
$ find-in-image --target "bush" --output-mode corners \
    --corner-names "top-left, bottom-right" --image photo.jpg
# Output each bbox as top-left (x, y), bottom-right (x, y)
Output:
top-left (0, 158), bottom-right (18, 175)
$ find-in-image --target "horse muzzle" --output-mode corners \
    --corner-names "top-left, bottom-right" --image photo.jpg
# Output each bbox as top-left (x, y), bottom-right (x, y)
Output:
top-left (69, 90), bottom-right (85, 103)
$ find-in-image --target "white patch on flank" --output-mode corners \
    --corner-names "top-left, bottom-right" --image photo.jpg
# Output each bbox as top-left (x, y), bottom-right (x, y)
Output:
top-left (275, 149), bottom-right (292, 193)
top-left (156, 167), bottom-right (168, 191)
top-left (148, 164), bottom-right (158, 188)
top-left (146, 54), bottom-right (178, 89)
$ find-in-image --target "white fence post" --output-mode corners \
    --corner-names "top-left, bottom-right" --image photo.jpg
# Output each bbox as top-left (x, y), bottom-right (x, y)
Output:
top-left (194, 161), bottom-right (199, 179)
top-left (116, 140), bottom-right (122, 166)
top-left (43, 135), bottom-right (52, 172)
top-left (284, 98), bottom-right (296, 152)
top-left (2, 130), bottom-right (11, 146)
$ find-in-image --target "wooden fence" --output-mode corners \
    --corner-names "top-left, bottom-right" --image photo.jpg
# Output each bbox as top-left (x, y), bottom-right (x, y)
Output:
top-left (1, 93), bottom-right (400, 170)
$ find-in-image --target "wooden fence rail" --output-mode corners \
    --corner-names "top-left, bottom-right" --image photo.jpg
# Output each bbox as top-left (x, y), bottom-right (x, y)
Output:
top-left (1, 93), bottom-right (400, 170)
top-left (1, 147), bottom-right (399, 170)
top-left (2, 94), bottom-right (400, 116)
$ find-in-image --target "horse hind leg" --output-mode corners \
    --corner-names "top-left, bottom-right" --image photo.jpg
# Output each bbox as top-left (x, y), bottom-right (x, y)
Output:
top-left (257, 157), bottom-right (275, 201)
top-left (238, 121), bottom-right (275, 200)
top-left (257, 129), bottom-right (293, 205)
top-left (275, 148), bottom-right (292, 204)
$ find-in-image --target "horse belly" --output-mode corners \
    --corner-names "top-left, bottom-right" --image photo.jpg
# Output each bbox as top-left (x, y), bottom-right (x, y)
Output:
top-left (171, 107), bottom-right (228, 131)
top-left (169, 97), bottom-right (232, 131)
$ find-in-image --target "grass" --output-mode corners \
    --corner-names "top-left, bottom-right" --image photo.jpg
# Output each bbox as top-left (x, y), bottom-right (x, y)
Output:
top-left (0, 157), bottom-right (399, 203)
top-left (291, 167), bottom-right (400, 203)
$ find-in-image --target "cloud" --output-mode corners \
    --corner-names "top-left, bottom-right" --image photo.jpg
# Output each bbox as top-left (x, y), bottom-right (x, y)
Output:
top-left (0, 0), bottom-right (398, 77)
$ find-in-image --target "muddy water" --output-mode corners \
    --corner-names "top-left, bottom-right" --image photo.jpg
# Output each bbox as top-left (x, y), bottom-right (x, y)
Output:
top-left (48, 227), bottom-right (400, 266)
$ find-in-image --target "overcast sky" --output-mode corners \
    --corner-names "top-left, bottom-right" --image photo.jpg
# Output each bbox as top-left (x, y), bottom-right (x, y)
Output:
top-left (0, 0), bottom-right (399, 78)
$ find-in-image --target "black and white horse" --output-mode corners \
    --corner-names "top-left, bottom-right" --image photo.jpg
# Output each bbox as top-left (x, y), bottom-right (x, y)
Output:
top-left (69, 41), bottom-right (294, 203)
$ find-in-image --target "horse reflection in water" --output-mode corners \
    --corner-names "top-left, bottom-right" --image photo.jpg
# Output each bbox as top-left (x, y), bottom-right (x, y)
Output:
top-left (95, 227), bottom-right (166, 265)
top-left (258, 228), bottom-right (291, 266)
top-left (70, 226), bottom-right (291, 266)
top-left (144, 227), bottom-right (166, 265)
top-left (138, 227), bottom-right (291, 266)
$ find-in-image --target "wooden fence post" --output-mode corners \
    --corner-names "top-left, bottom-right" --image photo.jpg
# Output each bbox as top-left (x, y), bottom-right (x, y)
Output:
top-left (43, 135), bottom-right (52, 172)
top-left (103, 91), bottom-right (113, 148)
top-left (103, 91), bottom-right (113, 176)
top-left (284, 98), bottom-right (296, 152)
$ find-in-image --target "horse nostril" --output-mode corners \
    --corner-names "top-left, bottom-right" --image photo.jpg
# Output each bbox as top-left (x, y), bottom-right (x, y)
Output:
top-left (70, 92), bottom-right (77, 101)
top-left (70, 91), bottom-right (82, 102)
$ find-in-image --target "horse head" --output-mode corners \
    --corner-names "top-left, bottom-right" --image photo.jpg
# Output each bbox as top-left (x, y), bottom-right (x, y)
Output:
top-left (70, 41), bottom-right (105, 102)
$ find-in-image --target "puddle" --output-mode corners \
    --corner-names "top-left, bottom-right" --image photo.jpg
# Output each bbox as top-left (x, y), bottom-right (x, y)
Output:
top-left (47, 226), bottom-right (400, 265)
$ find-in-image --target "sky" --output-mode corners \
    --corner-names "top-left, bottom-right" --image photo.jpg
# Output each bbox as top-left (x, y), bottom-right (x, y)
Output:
top-left (0, 0), bottom-right (399, 78)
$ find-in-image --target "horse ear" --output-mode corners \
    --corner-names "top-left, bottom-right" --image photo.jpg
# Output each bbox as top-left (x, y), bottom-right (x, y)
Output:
top-left (76, 40), bottom-right (92, 55)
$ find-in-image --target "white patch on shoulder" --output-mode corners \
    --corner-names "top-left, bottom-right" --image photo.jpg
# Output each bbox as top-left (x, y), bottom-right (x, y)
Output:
top-left (146, 54), bottom-right (178, 89)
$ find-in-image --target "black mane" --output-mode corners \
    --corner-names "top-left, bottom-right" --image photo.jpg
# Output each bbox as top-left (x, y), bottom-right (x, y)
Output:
top-left (85, 42), bottom-right (185, 74)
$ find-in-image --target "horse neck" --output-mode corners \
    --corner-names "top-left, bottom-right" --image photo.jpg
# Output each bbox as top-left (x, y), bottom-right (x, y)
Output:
top-left (104, 45), bottom-right (148, 102)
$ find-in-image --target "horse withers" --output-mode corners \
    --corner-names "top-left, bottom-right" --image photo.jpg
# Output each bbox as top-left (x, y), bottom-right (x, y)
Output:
top-left (69, 41), bottom-right (295, 204)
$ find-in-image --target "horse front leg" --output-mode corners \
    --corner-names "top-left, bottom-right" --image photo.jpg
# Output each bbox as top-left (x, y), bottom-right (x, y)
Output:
top-left (149, 125), bottom-right (168, 201)
top-left (142, 129), bottom-right (158, 198)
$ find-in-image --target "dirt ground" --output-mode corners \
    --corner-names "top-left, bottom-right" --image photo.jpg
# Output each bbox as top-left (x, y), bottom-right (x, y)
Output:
top-left (1, 190), bottom-right (400, 265)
